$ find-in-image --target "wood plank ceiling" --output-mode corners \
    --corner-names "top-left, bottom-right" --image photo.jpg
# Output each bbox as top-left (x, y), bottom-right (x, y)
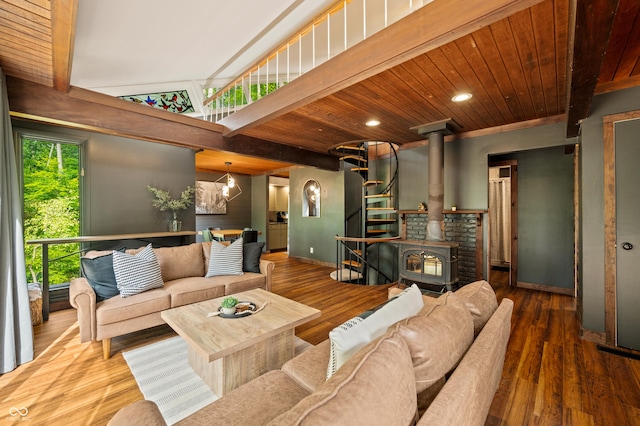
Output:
top-left (1, 0), bottom-right (639, 173)
top-left (0, 0), bottom-right (53, 87)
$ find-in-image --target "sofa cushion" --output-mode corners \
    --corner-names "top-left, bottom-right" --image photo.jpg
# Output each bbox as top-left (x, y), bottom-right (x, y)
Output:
top-left (153, 243), bottom-right (205, 282)
top-left (454, 280), bottom-right (499, 336)
top-left (80, 248), bottom-right (125, 301)
top-left (390, 291), bottom-right (474, 394)
top-left (269, 330), bottom-right (417, 426)
top-left (202, 241), bottom-right (212, 270)
top-left (243, 242), bottom-right (265, 273)
top-left (163, 277), bottom-right (226, 307)
top-left (177, 370), bottom-right (310, 426)
top-left (326, 284), bottom-right (423, 378)
top-left (113, 244), bottom-right (164, 297)
top-left (206, 239), bottom-right (244, 277)
top-left (223, 272), bottom-right (267, 294)
top-left (96, 287), bottom-right (170, 325)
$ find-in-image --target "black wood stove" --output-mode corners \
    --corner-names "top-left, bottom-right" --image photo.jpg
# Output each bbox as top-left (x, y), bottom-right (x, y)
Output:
top-left (397, 240), bottom-right (459, 294)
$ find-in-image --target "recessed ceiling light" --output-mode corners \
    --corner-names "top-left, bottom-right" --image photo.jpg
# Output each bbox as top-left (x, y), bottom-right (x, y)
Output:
top-left (366, 119), bottom-right (381, 127)
top-left (451, 93), bottom-right (472, 102)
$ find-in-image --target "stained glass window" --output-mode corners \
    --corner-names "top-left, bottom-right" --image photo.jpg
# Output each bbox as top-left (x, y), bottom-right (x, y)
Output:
top-left (119, 90), bottom-right (195, 114)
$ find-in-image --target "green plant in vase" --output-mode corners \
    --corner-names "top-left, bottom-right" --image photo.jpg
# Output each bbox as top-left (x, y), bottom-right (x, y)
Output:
top-left (147, 185), bottom-right (195, 232)
top-left (220, 296), bottom-right (238, 315)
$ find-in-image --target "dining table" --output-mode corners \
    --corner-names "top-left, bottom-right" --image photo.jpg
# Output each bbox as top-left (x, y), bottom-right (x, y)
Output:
top-left (209, 229), bottom-right (261, 241)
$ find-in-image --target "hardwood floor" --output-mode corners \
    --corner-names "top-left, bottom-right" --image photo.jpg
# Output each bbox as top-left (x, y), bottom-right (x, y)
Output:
top-left (487, 267), bottom-right (640, 425)
top-left (1, 254), bottom-right (639, 425)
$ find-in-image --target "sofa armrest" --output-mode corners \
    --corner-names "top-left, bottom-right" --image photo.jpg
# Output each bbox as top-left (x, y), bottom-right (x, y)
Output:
top-left (418, 298), bottom-right (514, 426)
top-left (259, 259), bottom-right (275, 292)
top-left (176, 370), bottom-right (309, 425)
top-left (69, 277), bottom-right (98, 343)
top-left (107, 400), bottom-right (166, 426)
top-left (282, 339), bottom-right (331, 392)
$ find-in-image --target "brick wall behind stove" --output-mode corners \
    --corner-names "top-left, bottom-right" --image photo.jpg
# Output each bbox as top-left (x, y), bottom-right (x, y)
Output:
top-left (405, 213), bottom-right (477, 285)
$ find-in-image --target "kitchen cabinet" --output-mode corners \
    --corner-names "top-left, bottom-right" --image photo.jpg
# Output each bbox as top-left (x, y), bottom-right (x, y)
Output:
top-left (269, 185), bottom-right (289, 212)
top-left (268, 223), bottom-right (288, 250)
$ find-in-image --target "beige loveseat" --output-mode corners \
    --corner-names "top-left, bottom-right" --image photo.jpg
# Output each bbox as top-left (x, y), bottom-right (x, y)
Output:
top-left (70, 242), bottom-right (275, 359)
top-left (108, 281), bottom-right (513, 425)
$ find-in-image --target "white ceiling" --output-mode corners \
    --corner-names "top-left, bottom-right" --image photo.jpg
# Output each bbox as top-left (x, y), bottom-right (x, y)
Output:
top-left (70, 0), bottom-right (335, 93)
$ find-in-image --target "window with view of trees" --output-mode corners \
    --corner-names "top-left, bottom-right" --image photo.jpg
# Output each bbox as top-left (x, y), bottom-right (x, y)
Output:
top-left (21, 135), bottom-right (82, 286)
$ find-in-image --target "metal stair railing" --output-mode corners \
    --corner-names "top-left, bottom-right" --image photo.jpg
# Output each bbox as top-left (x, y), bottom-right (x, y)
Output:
top-left (335, 236), bottom-right (400, 285)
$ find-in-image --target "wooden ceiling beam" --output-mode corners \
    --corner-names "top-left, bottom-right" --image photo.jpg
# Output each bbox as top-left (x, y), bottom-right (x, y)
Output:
top-left (565, 0), bottom-right (619, 137)
top-left (218, 0), bottom-right (545, 137)
top-left (6, 76), bottom-right (338, 171)
top-left (51, 0), bottom-right (78, 92)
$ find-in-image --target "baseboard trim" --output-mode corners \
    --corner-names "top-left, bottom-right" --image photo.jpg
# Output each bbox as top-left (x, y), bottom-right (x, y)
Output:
top-left (597, 344), bottom-right (640, 360)
top-left (580, 328), bottom-right (606, 345)
top-left (516, 281), bottom-right (574, 296)
top-left (288, 255), bottom-right (335, 269)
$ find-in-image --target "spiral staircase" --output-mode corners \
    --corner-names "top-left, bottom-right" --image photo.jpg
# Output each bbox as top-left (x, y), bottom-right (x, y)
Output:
top-left (329, 141), bottom-right (401, 285)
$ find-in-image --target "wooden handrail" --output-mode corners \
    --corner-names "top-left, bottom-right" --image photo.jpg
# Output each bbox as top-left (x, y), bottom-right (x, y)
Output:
top-left (335, 235), bottom-right (401, 243)
top-left (27, 231), bottom-right (196, 321)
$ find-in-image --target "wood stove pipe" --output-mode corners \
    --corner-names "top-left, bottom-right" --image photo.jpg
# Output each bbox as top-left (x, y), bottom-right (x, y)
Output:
top-left (411, 119), bottom-right (455, 242)
top-left (427, 131), bottom-right (444, 241)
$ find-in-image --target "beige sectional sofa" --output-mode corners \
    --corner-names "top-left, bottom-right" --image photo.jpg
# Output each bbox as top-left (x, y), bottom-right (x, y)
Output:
top-left (69, 241), bottom-right (275, 359)
top-left (108, 280), bottom-right (513, 425)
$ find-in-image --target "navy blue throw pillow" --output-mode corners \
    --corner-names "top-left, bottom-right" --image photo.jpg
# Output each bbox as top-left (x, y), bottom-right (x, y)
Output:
top-left (80, 248), bottom-right (125, 302)
top-left (243, 242), bottom-right (265, 273)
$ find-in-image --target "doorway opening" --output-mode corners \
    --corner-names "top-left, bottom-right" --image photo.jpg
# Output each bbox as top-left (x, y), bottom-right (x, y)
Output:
top-left (488, 159), bottom-right (518, 287)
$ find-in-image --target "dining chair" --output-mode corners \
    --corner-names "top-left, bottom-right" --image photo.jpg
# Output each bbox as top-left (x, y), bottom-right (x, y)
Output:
top-left (241, 229), bottom-right (258, 244)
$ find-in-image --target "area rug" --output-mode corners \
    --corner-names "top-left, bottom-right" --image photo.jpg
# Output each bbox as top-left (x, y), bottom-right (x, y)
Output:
top-left (123, 336), bottom-right (217, 425)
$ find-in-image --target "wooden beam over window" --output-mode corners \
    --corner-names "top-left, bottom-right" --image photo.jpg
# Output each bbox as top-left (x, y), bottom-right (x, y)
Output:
top-left (6, 76), bottom-right (338, 171)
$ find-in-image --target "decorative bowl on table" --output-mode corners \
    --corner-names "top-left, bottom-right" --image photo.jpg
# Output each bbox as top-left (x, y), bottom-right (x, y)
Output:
top-left (218, 302), bottom-right (257, 318)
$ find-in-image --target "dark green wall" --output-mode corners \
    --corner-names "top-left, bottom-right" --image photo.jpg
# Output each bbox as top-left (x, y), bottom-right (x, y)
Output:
top-left (195, 171), bottom-right (253, 240)
top-left (398, 123), bottom-right (576, 290)
top-left (289, 167), bottom-right (344, 264)
top-left (398, 144), bottom-right (430, 210)
top-left (492, 147), bottom-right (575, 289)
top-left (14, 122), bottom-right (196, 241)
top-left (580, 85), bottom-right (640, 333)
top-left (251, 175), bottom-right (269, 245)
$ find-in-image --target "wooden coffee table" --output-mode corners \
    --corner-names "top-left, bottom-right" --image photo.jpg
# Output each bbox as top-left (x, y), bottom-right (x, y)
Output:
top-left (161, 288), bottom-right (320, 396)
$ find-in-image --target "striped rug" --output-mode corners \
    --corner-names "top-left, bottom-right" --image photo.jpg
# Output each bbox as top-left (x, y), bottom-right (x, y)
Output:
top-left (123, 336), bottom-right (217, 425)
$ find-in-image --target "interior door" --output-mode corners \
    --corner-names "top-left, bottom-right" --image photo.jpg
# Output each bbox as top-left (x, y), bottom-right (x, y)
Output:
top-left (615, 118), bottom-right (640, 350)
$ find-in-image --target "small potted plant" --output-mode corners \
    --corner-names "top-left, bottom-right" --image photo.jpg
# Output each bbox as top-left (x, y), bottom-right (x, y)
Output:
top-left (220, 296), bottom-right (238, 315)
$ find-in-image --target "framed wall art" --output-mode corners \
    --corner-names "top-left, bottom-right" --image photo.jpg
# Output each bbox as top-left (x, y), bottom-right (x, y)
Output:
top-left (195, 181), bottom-right (227, 214)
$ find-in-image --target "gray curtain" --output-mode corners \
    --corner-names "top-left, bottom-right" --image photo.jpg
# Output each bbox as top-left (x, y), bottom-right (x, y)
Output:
top-left (1, 68), bottom-right (34, 374)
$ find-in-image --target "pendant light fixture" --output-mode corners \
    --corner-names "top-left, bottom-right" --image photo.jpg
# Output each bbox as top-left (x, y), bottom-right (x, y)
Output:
top-left (216, 161), bottom-right (242, 202)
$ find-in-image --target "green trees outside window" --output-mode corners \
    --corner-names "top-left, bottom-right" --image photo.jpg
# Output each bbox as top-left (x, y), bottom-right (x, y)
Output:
top-left (22, 137), bottom-right (81, 286)
top-left (205, 82), bottom-right (283, 109)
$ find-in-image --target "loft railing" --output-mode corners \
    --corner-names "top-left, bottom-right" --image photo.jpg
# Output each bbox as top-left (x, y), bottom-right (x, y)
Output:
top-left (203, 0), bottom-right (432, 122)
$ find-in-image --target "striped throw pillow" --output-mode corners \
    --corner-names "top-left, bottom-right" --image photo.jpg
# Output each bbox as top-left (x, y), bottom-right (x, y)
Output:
top-left (205, 238), bottom-right (244, 277)
top-left (327, 316), bottom-right (364, 379)
top-left (326, 284), bottom-right (424, 378)
top-left (113, 244), bottom-right (164, 297)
